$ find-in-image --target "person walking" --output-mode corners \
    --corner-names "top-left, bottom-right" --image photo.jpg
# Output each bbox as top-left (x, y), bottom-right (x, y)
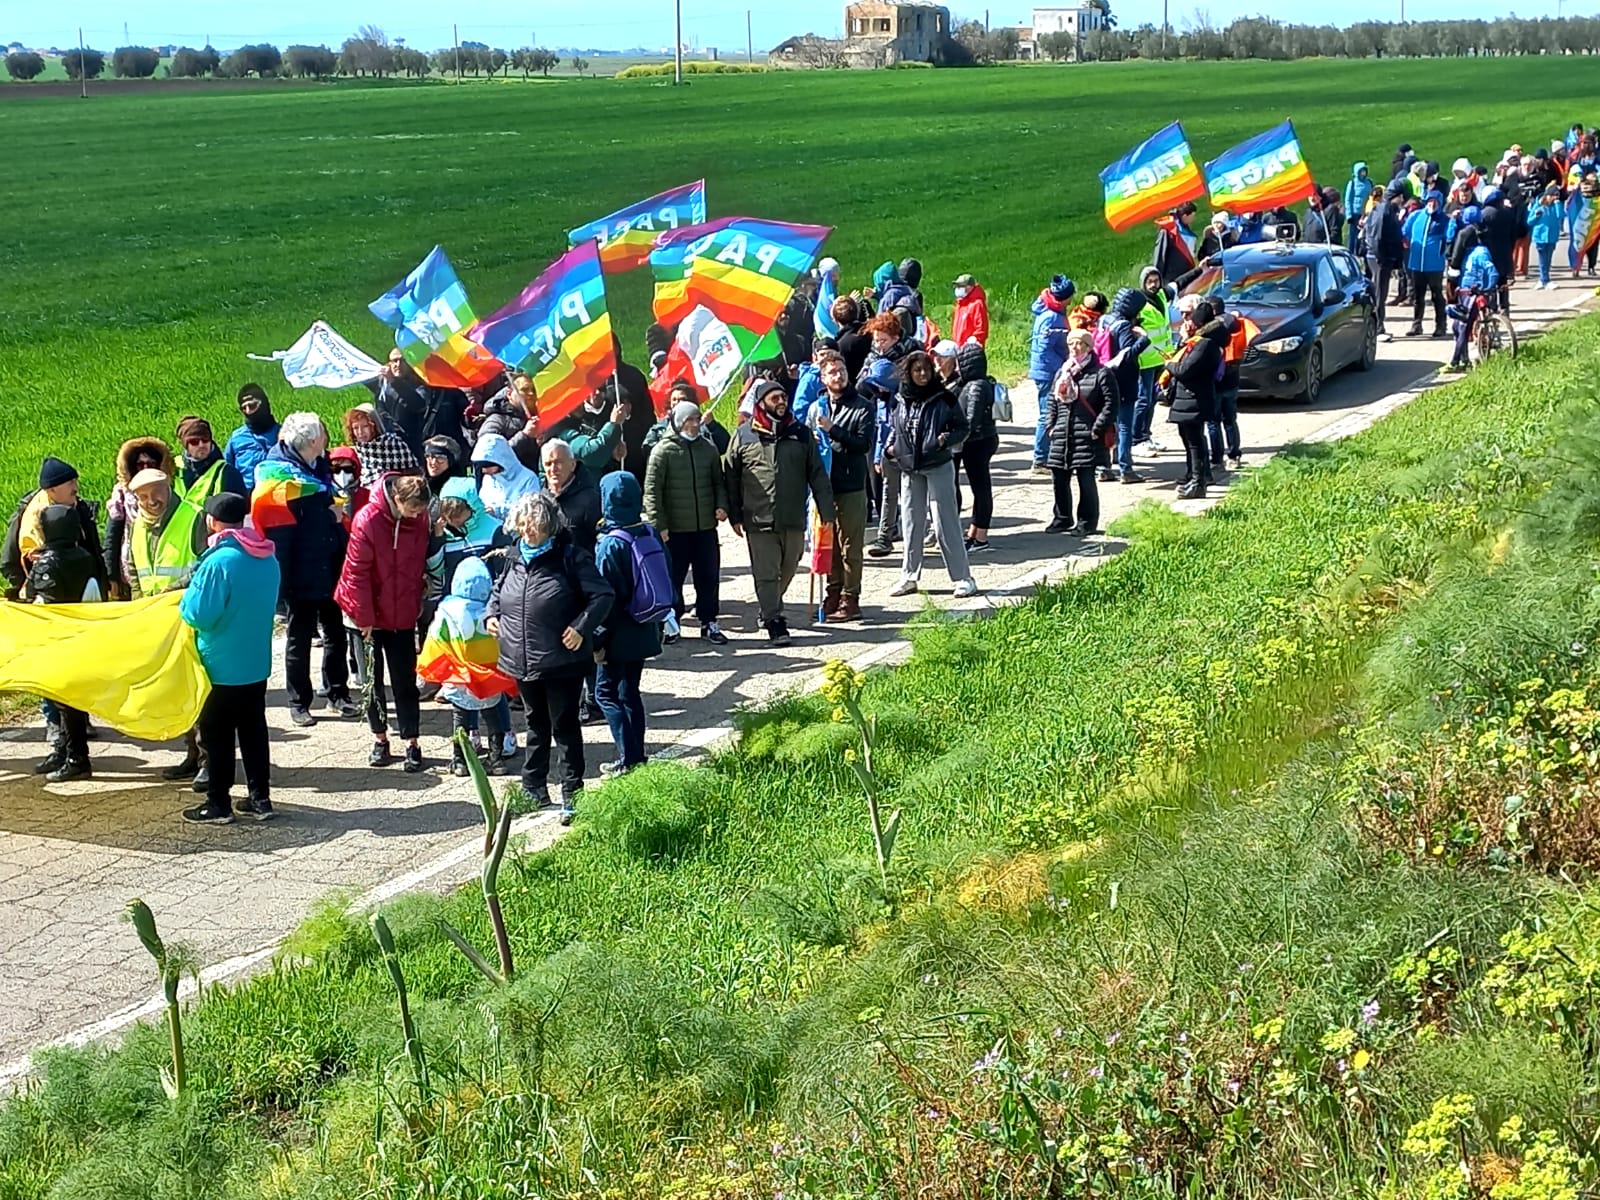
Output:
top-left (953, 342), bottom-right (999, 553)
top-left (224, 384), bottom-right (280, 492)
top-left (1528, 182), bottom-right (1565, 289)
top-left (643, 399), bottom-right (730, 646)
top-left (593, 472), bottom-right (666, 777)
top-left (950, 273), bottom-right (989, 347)
top-left (1027, 275), bottom-right (1074, 472)
top-left (179, 493), bottom-right (281, 824)
top-left (1166, 300), bottom-right (1227, 501)
top-left (489, 492), bottom-right (614, 824)
top-left (1043, 329), bottom-right (1118, 536)
top-left (815, 350), bottom-right (874, 621)
top-left (724, 379), bottom-right (835, 645)
top-left (884, 352), bottom-right (977, 600)
top-left (1404, 193), bottom-right (1450, 338)
top-left (336, 469), bottom-right (433, 772)
top-left (253, 413), bottom-right (360, 727)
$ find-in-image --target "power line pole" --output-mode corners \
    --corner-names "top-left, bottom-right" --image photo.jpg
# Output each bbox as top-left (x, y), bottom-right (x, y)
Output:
top-left (747, 9), bottom-right (753, 60)
top-left (453, 23), bottom-right (460, 83)
top-left (674, 0), bottom-right (683, 84)
top-left (1162, 0), bottom-right (1169, 56)
top-left (78, 26), bottom-right (87, 98)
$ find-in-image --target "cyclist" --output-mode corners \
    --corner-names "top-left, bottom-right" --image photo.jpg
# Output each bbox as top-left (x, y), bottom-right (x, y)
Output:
top-left (1445, 238), bottom-right (1501, 371)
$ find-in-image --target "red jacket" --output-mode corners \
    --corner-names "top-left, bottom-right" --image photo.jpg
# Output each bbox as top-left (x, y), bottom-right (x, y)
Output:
top-left (334, 474), bottom-right (430, 632)
top-left (951, 284), bottom-right (989, 347)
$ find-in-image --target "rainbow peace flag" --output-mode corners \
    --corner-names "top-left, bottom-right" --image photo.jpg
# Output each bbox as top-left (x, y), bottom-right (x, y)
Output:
top-left (369, 246), bottom-right (504, 389)
top-left (650, 217), bottom-right (831, 335)
top-left (1205, 121), bottom-right (1316, 215)
top-left (468, 240), bottom-right (616, 428)
top-left (568, 180), bottom-right (707, 275)
top-left (1568, 190), bottom-right (1600, 264)
top-left (250, 456), bottom-right (327, 532)
top-left (418, 600), bottom-right (518, 700)
top-left (1099, 122), bottom-right (1207, 233)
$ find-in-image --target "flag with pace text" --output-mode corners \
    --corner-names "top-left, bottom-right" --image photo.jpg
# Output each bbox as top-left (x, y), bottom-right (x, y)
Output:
top-left (1099, 122), bottom-right (1208, 233)
top-left (1205, 121), bottom-right (1316, 214)
top-left (368, 246), bottom-right (503, 389)
top-left (568, 180), bottom-right (707, 274)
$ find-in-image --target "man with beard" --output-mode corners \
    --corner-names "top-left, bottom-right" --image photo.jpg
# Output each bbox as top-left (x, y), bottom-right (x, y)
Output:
top-left (173, 416), bottom-right (246, 501)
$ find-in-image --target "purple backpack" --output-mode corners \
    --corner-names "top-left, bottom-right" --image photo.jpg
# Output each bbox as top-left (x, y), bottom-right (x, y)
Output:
top-left (607, 525), bottom-right (675, 624)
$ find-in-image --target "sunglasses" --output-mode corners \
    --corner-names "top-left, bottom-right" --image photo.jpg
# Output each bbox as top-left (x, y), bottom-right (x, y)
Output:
top-left (424, 450), bottom-right (449, 459)
top-left (183, 437), bottom-right (210, 448)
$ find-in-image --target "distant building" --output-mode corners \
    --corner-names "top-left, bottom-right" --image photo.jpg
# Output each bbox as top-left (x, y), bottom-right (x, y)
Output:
top-left (1032, 4), bottom-right (1106, 60)
top-left (842, 1), bottom-right (953, 67)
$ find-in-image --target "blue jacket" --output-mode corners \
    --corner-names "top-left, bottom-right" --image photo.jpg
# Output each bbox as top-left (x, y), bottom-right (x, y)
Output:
top-left (1028, 295), bottom-right (1068, 384)
top-left (1404, 208), bottom-right (1450, 272)
top-left (180, 529), bottom-right (281, 686)
top-left (1343, 163), bottom-right (1373, 224)
top-left (223, 422), bottom-right (279, 491)
top-left (1460, 244), bottom-right (1500, 293)
top-left (792, 362), bottom-right (824, 427)
top-left (1528, 198), bottom-right (1565, 246)
top-left (593, 473), bottom-right (663, 664)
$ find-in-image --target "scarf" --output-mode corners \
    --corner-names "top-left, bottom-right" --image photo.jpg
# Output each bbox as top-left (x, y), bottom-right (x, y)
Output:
top-left (1037, 290), bottom-right (1066, 314)
top-left (519, 536), bottom-right (554, 564)
top-left (250, 450), bottom-right (327, 532)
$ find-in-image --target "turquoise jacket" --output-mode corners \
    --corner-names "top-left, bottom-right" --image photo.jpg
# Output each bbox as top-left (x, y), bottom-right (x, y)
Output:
top-left (180, 528), bottom-right (281, 686)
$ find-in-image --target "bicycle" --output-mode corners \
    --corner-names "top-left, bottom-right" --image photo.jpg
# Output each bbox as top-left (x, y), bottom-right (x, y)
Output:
top-left (1465, 290), bottom-right (1518, 365)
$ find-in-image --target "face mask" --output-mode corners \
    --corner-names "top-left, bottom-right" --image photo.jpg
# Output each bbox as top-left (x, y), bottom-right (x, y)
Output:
top-left (333, 470), bottom-right (356, 489)
top-left (243, 404), bottom-right (274, 433)
top-left (679, 427), bottom-right (701, 442)
top-left (954, 287), bottom-right (969, 299)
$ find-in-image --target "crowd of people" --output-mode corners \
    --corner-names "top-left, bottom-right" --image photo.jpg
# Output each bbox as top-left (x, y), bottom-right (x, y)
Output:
top-left (5, 124), bottom-right (1587, 824)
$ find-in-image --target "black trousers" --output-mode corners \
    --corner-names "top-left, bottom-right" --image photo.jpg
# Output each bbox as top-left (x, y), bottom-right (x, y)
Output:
top-left (198, 679), bottom-right (270, 804)
top-left (366, 628), bottom-right (420, 739)
top-left (286, 598), bottom-right (349, 710)
top-left (1412, 270), bottom-right (1446, 330)
top-left (666, 528), bottom-right (720, 624)
top-left (1177, 420), bottom-right (1210, 485)
top-left (962, 435), bottom-right (999, 529)
top-left (1050, 465), bottom-right (1099, 531)
top-left (58, 705), bottom-right (90, 760)
top-left (519, 672), bottom-right (585, 799)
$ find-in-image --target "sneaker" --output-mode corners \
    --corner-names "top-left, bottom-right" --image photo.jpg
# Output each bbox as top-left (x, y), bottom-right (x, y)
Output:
top-left (1118, 471), bottom-right (1145, 484)
top-left (1406, 324), bottom-right (1423, 337)
top-left (767, 622), bottom-right (792, 648)
top-left (579, 703), bottom-right (605, 726)
top-left (965, 538), bottom-right (991, 554)
top-left (1067, 524), bottom-right (1098, 537)
top-left (45, 757), bottom-right (91, 784)
top-left (289, 706), bottom-right (317, 729)
top-left (559, 805), bottom-right (576, 827)
top-left (888, 577), bottom-right (919, 598)
top-left (662, 612), bottom-right (681, 645)
top-left (952, 579), bottom-right (979, 599)
top-left (369, 739), bottom-right (392, 767)
top-left (449, 748), bottom-right (468, 778)
top-left (866, 541), bottom-right (894, 559)
top-left (701, 621), bottom-right (729, 646)
top-left (332, 697), bottom-right (362, 719)
top-left (182, 802), bottom-right (234, 825)
top-left (235, 795), bottom-right (276, 821)
top-left (1227, 455), bottom-right (1243, 471)
top-left (924, 531), bottom-right (938, 550)
top-left (1044, 518), bottom-right (1073, 533)
top-left (1098, 467), bottom-right (1117, 482)
top-left (1030, 463), bottom-right (1051, 477)
top-left (599, 760), bottom-right (628, 779)
top-left (1132, 443), bottom-right (1160, 460)
top-left (403, 744), bottom-right (425, 774)
top-left (161, 756), bottom-right (199, 781)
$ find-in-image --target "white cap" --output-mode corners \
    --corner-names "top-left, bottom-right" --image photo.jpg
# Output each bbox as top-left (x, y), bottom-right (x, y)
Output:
top-left (818, 257), bottom-right (839, 276)
top-left (932, 339), bottom-right (959, 359)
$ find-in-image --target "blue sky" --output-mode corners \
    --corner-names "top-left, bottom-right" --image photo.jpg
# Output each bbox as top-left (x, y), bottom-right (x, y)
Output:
top-left (10, 0), bottom-right (1568, 52)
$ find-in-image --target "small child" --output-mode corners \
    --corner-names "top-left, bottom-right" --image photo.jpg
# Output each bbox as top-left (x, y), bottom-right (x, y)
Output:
top-left (27, 505), bottom-right (102, 781)
top-left (1446, 242), bottom-right (1501, 371)
top-left (418, 557), bottom-right (517, 777)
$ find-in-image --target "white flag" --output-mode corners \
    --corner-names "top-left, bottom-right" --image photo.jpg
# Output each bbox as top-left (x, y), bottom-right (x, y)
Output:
top-left (249, 321), bottom-right (383, 390)
top-left (675, 306), bottom-right (742, 399)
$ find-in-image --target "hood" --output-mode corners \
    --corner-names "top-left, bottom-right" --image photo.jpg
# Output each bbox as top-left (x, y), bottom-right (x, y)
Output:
top-left (212, 527), bottom-right (276, 558)
top-left (1198, 318), bottom-right (1231, 346)
top-left (441, 475), bottom-right (487, 517)
top-left (472, 432), bottom-right (526, 476)
top-left (448, 555), bottom-right (493, 603)
top-left (956, 342), bottom-right (988, 383)
top-left (1353, 161), bottom-right (1368, 178)
top-left (872, 261), bottom-right (900, 292)
top-left (39, 503), bottom-right (81, 548)
top-left (116, 437), bottom-right (176, 486)
top-left (1111, 286), bottom-right (1145, 321)
top-left (599, 470), bottom-right (644, 528)
top-left (328, 445), bottom-right (361, 470)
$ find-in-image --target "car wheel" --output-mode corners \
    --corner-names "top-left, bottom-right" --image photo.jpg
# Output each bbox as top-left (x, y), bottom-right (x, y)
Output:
top-left (1355, 316), bottom-right (1378, 371)
top-left (1297, 343), bottom-right (1324, 405)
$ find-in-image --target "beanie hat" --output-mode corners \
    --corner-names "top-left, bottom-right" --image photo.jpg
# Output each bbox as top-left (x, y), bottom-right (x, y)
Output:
top-left (38, 457), bottom-right (78, 490)
top-left (861, 357), bottom-right (898, 398)
top-left (1189, 300), bottom-right (1216, 326)
top-left (752, 379), bottom-right (787, 407)
top-left (671, 399), bottom-right (699, 431)
top-left (1048, 274), bottom-right (1076, 302)
top-left (204, 492), bottom-right (249, 526)
top-left (175, 415), bottom-right (213, 444)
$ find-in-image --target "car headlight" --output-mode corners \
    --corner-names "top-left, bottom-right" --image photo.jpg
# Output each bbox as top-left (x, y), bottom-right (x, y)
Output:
top-left (1255, 335), bottom-right (1303, 354)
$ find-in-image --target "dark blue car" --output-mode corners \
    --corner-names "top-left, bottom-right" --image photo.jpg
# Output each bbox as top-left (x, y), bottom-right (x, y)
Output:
top-left (1178, 239), bottom-right (1378, 404)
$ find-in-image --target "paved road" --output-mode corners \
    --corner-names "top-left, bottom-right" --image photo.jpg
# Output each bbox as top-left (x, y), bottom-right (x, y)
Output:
top-left (1, 276), bottom-right (1590, 1074)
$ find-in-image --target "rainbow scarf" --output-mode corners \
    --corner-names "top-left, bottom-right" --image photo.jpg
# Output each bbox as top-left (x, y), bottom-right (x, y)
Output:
top-left (418, 596), bottom-right (517, 701)
top-left (250, 453), bottom-right (327, 532)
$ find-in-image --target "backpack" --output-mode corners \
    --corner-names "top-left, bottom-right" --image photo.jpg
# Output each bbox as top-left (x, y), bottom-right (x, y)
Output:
top-left (992, 381), bottom-right (1013, 424)
top-left (607, 525), bottom-right (675, 624)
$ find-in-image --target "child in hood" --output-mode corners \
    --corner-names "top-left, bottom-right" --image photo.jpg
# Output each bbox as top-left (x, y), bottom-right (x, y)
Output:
top-left (418, 556), bottom-right (518, 777)
top-left (328, 446), bottom-right (368, 528)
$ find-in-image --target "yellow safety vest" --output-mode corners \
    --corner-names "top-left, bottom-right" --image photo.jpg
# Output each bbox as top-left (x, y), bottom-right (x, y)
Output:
top-left (175, 460), bottom-right (225, 504)
top-left (130, 501), bottom-right (202, 597)
top-left (1137, 296), bottom-right (1175, 370)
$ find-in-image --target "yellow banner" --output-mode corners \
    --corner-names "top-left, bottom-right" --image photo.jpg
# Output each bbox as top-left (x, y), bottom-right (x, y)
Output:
top-left (0, 593), bottom-right (210, 741)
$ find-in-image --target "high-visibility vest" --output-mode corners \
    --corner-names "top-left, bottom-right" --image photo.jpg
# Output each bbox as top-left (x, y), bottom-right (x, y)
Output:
top-left (175, 460), bottom-right (225, 504)
top-left (1137, 296), bottom-right (1175, 370)
top-left (130, 501), bottom-right (202, 596)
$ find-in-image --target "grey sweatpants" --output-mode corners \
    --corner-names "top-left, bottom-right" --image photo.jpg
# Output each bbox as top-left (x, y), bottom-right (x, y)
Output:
top-left (899, 461), bottom-right (971, 585)
top-left (747, 528), bottom-right (805, 627)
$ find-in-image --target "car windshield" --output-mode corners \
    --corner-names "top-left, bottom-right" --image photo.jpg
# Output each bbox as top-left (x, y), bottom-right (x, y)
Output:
top-left (1224, 265), bottom-right (1311, 307)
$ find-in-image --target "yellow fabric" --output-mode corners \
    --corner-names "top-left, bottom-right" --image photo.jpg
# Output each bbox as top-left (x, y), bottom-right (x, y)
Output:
top-left (16, 490), bottom-right (49, 561)
top-left (0, 592), bottom-right (210, 740)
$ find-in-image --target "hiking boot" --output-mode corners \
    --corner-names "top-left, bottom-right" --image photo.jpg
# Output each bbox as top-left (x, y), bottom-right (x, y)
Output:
top-left (866, 540), bottom-right (894, 559)
top-left (289, 706), bottom-right (317, 728)
top-left (33, 744), bottom-right (67, 776)
top-left (46, 757), bottom-right (91, 784)
top-left (235, 794), bottom-right (276, 821)
top-left (403, 744), bottom-right (425, 774)
top-left (828, 594), bottom-right (861, 623)
top-left (161, 754), bottom-right (200, 781)
top-left (369, 739), bottom-right (392, 767)
top-left (484, 746), bottom-right (509, 777)
top-left (822, 587), bottom-right (842, 617)
top-left (701, 621), bottom-right (729, 646)
top-left (182, 801), bottom-right (234, 825)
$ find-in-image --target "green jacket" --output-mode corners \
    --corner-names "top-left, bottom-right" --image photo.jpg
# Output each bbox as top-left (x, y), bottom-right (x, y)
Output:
top-left (724, 419), bottom-right (834, 533)
top-left (643, 431), bottom-right (727, 534)
top-left (553, 408), bottom-right (622, 476)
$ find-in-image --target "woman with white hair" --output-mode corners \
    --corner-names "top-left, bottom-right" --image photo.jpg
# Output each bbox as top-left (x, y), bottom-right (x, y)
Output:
top-left (252, 411), bottom-right (360, 728)
top-left (487, 490), bottom-right (613, 824)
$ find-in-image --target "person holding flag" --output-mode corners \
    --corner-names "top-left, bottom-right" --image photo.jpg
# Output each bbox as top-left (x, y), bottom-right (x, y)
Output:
top-left (643, 394), bottom-right (730, 646)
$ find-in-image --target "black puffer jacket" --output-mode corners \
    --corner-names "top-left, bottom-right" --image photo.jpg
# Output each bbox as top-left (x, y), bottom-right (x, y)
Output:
top-left (886, 373), bottom-right (968, 473)
top-left (476, 389), bottom-right (542, 471)
top-left (955, 344), bottom-right (997, 443)
top-left (548, 463), bottom-right (602, 553)
top-left (259, 443), bottom-right (347, 604)
top-left (1167, 323), bottom-right (1227, 424)
top-left (823, 385), bottom-right (876, 495)
top-left (489, 532), bottom-right (614, 682)
top-left (1045, 356), bottom-right (1119, 470)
